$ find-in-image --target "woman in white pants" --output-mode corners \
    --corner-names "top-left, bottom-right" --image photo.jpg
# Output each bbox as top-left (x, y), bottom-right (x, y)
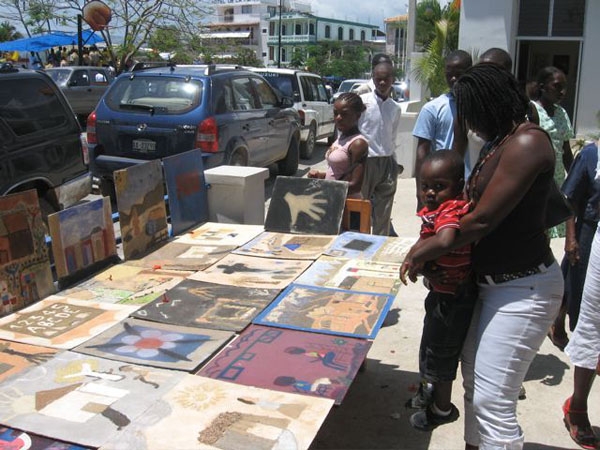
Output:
top-left (403, 64), bottom-right (563, 449)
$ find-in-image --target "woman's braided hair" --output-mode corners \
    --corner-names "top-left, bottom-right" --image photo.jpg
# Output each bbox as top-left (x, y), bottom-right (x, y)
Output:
top-left (454, 63), bottom-right (529, 140)
top-left (335, 92), bottom-right (366, 114)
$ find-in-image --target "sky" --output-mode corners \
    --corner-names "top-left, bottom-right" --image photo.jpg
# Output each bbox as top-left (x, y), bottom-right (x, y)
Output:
top-left (309, 0), bottom-right (408, 30)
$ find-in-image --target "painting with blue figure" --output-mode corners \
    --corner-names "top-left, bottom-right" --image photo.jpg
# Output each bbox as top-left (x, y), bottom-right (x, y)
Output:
top-left (73, 318), bottom-right (233, 371)
top-left (323, 231), bottom-right (389, 260)
top-left (163, 149), bottom-right (208, 236)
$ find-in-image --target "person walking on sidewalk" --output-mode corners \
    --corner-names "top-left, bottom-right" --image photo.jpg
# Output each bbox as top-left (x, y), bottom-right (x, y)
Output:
top-left (400, 150), bottom-right (477, 431)
top-left (402, 63), bottom-right (563, 449)
top-left (358, 60), bottom-right (402, 235)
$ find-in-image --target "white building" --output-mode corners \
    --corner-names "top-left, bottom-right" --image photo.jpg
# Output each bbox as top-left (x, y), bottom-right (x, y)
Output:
top-left (458, 0), bottom-right (599, 138)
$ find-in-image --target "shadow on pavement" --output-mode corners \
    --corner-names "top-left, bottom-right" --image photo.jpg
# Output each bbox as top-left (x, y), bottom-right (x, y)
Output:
top-left (525, 352), bottom-right (570, 386)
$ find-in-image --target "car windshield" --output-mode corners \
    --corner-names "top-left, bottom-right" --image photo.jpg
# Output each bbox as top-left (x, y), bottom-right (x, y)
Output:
top-left (257, 73), bottom-right (294, 98)
top-left (47, 69), bottom-right (71, 84)
top-left (338, 80), bottom-right (366, 93)
top-left (105, 76), bottom-right (203, 114)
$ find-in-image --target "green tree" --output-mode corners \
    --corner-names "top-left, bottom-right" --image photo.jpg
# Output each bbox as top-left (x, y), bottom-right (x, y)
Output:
top-left (0, 21), bottom-right (23, 41)
top-left (230, 47), bottom-right (263, 67)
top-left (415, 0), bottom-right (442, 51)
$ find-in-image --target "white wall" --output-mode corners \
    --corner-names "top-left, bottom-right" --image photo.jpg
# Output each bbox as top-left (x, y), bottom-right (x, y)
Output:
top-left (576, 0), bottom-right (600, 137)
top-left (396, 108), bottom-right (418, 179)
top-left (458, 0), bottom-right (517, 56)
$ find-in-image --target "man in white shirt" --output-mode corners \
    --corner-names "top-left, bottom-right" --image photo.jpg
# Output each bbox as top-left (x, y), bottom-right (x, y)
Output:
top-left (359, 61), bottom-right (402, 235)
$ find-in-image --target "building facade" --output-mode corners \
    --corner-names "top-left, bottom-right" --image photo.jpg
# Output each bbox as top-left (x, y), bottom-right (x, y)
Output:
top-left (384, 14), bottom-right (408, 75)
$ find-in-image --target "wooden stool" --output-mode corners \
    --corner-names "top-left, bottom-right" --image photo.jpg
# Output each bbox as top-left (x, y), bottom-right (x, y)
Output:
top-left (341, 198), bottom-right (371, 233)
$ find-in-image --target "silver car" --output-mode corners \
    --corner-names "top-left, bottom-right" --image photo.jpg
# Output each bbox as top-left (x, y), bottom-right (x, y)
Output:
top-left (46, 66), bottom-right (114, 118)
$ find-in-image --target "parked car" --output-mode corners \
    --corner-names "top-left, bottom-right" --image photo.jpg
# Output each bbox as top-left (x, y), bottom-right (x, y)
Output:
top-left (0, 63), bottom-right (91, 216)
top-left (332, 78), bottom-right (369, 101)
top-left (46, 66), bottom-right (114, 120)
top-left (252, 68), bottom-right (335, 158)
top-left (87, 63), bottom-right (301, 199)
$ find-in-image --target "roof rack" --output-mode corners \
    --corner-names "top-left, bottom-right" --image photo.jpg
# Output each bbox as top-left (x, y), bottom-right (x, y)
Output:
top-left (0, 62), bottom-right (19, 74)
top-left (131, 61), bottom-right (176, 72)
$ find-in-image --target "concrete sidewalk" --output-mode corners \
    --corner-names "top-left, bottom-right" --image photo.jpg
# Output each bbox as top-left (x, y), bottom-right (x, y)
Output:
top-left (308, 176), bottom-right (600, 450)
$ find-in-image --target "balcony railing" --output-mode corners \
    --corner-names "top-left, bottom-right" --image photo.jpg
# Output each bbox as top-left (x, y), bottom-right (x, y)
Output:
top-left (267, 35), bottom-right (317, 44)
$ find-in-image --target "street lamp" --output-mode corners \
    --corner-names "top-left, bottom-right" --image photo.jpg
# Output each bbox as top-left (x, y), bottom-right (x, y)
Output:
top-left (277, 0), bottom-right (282, 68)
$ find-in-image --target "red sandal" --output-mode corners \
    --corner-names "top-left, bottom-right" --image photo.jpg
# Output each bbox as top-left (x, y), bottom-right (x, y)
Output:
top-left (563, 397), bottom-right (599, 450)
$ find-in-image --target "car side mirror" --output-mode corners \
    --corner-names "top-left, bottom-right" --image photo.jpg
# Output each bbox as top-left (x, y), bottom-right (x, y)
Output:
top-left (293, 92), bottom-right (301, 103)
top-left (280, 96), bottom-right (294, 108)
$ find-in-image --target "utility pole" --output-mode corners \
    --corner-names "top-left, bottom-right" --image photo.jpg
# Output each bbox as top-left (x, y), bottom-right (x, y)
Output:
top-left (277, 0), bottom-right (282, 67)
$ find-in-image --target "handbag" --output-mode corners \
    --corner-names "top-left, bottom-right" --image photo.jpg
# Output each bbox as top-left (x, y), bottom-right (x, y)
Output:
top-left (545, 181), bottom-right (574, 229)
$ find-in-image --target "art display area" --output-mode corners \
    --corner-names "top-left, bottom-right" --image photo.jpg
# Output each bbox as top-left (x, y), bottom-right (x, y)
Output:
top-left (0, 150), bottom-right (416, 449)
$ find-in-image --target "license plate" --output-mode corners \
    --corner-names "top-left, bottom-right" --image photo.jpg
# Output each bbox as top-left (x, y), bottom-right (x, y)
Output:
top-left (132, 139), bottom-right (156, 153)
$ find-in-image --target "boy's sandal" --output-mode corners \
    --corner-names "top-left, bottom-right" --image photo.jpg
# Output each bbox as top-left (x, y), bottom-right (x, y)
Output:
top-left (563, 397), bottom-right (599, 450)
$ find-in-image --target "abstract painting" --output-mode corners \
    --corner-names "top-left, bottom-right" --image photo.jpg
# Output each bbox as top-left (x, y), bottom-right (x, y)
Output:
top-left (233, 231), bottom-right (337, 260)
top-left (0, 340), bottom-right (59, 383)
top-left (0, 296), bottom-right (136, 349)
top-left (114, 160), bottom-right (169, 260)
top-left (174, 222), bottom-right (264, 247)
top-left (0, 351), bottom-right (186, 447)
top-left (323, 231), bottom-right (389, 259)
top-left (254, 283), bottom-right (394, 339)
top-left (74, 318), bottom-right (233, 371)
top-left (127, 240), bottom-right (235, 271)
top-left (189, 253), bottom-right (312, 290)
top-left (163, 149), bottom-right (209, 236)
top-left (48, 197), bottom-right (118, 286)
top-left (295, 255), bottom-right (402, 295)
top-left (371, 237), bottom-right (419, 263)
top-left (132, 279), bottom-right (280, 331)
top-left (0, 189), bottom-right (55, 317)
top-left (264, 176), bottom-right (348, 235)
top-left (0, 426), bottom-right (90, 449)
top-left (198, 324), bottom-right (371, 405)
top-left (99, 375), bottom-right (334, 450)
top-left (60, 263), bottom-right (190, 305)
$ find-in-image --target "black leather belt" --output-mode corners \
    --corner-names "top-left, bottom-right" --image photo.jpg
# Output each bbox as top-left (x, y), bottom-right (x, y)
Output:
top-left (477, 252), bottom-right (555, 285)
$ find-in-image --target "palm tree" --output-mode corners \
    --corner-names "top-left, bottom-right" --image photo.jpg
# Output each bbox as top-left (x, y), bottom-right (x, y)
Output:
top-left (0, 21), bottom-right (23, 42)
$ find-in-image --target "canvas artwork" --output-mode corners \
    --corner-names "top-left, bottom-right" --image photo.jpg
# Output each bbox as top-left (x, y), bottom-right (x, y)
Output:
top-left (295, 255), bottom-right (402, 295)
top-left (189, 253), bottom-right (312, 290)
top-left (0, 296), bottom-right (136, 349)
top-left (99, 375), bottom-right (334, 450)
top-left (60, 263), bottom-right (190, 305)
top-left (0, 340), bottom-right (59, 383)
top-left (114, 160), bottom-right (169, 260)
top-left (0, 189), bottom-right (55, 317)
top-left (74, 318), bottom-right (233, 372)
top-left (132, 279), bottom-right (279, 332)
top-left (163, 149), bottom-right (209, 236)
top-left (48, 197), bottom-right (117, 284)
top-left (254, 283), bottom-right (395, 339)
top-left (0, 351), bottom-right (186, 447)
top-left (323, 231), bottom-right (389, 260)
top-left (264, 176), bottom-right (348, 235)
top-left (233, 231), bottom-right (337, 260)
top-left (0, 426), bottom-right (90, 450)
top-left (175, 222), bottom-right (264, 247)
top-left (371, 237), bottom-right (419, 263)
top-left (198, 324), bottom-right (371, 405)
top-left (127, 240), bottom-right (235, 271)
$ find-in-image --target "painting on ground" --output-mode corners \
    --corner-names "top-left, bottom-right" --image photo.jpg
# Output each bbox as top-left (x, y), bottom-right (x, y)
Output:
top-left (48, 197), bottom-right (117, 285)
top-left (189, 253), bottom-right (312, 290)
top-left (254, 283), bottom-right (394, 339)
top-left (0, 340), bottom-right (60, 383)
top-left (0, 351), bottom-right (186, 448)
top-left (0, 296), bottom-right (136, 349)
top-left (60, 263), bottom-right (189, 305)
top-left (163, 149), bottom-right (209, 236)
top-left (264, 176), bottom-right (348, 235)
top-left (198, 324), bottom-right (371, 405)
top-left (174, 222), bottom-right (264, 247)
top-left (233, 231), bottom-right (336, 260)
top-left (114, 160), bottom-right (168, 260)
top-left (295, 255), bottom-right (402, 295)
top-left (132, 279), bottom-right (279, 331)
top-left (99, 375), bottom-right (334, 450)
top-left (371, 237), bottom-right (418, 263)
top-left (127, 240), bottom-right (234, 271)
top-left (323, 231), bottom-right (389, 259)
top-left (0, 189), bottom-right (55, 317)
top-left (0, 426), bottom-right (90, 450)
top-left (74, 318), bottom-right (233, 371)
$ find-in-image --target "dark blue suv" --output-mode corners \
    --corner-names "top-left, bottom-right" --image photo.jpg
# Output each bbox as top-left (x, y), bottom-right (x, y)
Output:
top-left (87, 64), bottom-right (301, 197)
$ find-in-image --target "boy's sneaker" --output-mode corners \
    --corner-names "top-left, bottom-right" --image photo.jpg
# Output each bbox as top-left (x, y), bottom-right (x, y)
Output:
top-left (409, 403), bottom-right (460, 431)
top-left (405, 382), bottom-right (433, 409)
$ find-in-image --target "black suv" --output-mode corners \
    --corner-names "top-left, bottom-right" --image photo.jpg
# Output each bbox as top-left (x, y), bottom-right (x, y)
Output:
top-left (0, 64), bottom-right (91, 215)
top-left (87, 63), bottom-right (301, 197)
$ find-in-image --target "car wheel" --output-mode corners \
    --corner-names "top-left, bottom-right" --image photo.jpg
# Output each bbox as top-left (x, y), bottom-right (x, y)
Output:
top-left (278, 136), bottom-right (299, 176)
top-left (99, 178), bottom-right (117, 204)
top-left (38, 196), bottom-right (57, 225)
top-left (228, 148), bottom-right (248, 166)
top-left (300, 124), bottom-right (316, 159)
